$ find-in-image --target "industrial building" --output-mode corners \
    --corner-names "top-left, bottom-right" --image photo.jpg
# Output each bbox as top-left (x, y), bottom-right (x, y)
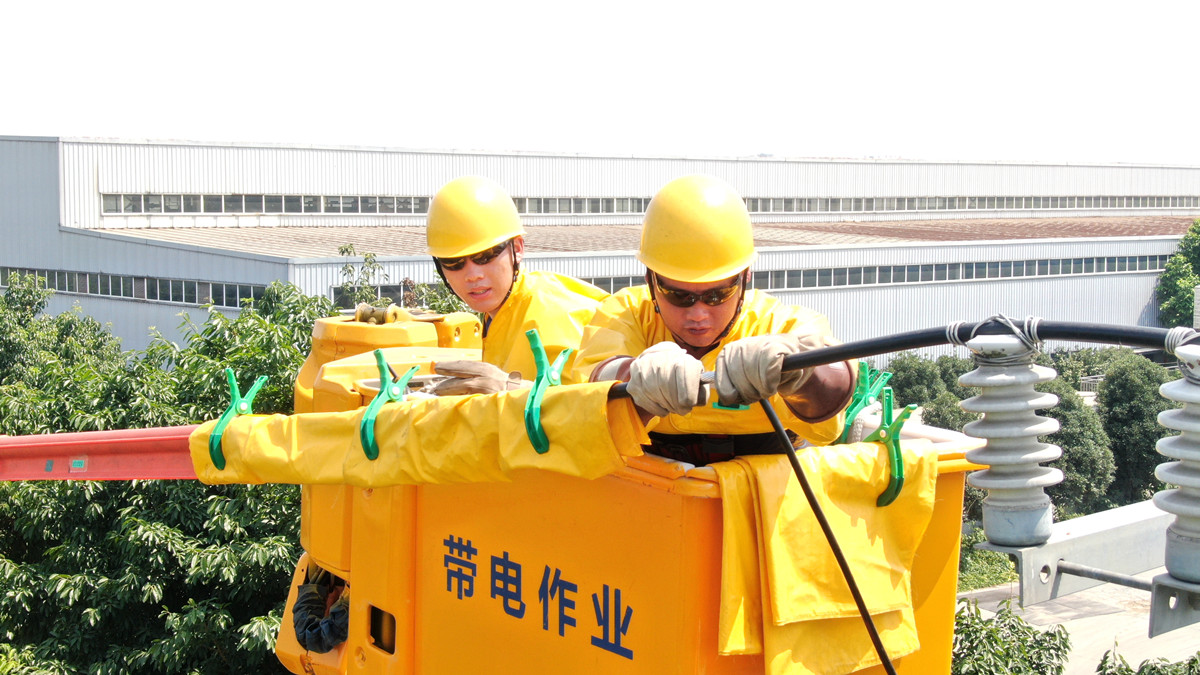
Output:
top-left (0, 135), bottom-right (1195, 355)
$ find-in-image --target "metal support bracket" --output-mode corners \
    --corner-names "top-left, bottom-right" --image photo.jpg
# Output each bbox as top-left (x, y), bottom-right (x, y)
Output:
top-left (1150, 573), bottom-right (1200, 637)
top-left (977, 499), bottom-right (1171, 606)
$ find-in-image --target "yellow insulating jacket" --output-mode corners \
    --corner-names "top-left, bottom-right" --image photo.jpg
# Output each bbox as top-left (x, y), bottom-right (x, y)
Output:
top-left (482, 270), bottom-right (608, 383)
top-left (712, 440), bottom-right (939, 675)
top-left (572, 286), bottom-right (851, 444)
top-left (189, 382), bottom-right (647, 487)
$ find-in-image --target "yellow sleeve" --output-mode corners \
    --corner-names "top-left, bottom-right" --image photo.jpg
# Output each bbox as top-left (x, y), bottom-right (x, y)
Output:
top-left (570, 287), bottom-right (656, 383)
top-left (484, 272), bottom-right (606, 383)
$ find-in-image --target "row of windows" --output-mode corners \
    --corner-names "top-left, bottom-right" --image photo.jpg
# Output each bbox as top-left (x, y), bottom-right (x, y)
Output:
top-left (101, 193), bottom-right (653, 216)
top-left (0, 268), bottom-right (265, 308)
top-left (584, 255), bottom-right (1170, 293)
top-left (102, 194), bottom-right (434, 215)
top-left (743, 195), bottom-right (1200, 214)
top-left (103, 192), bottom-right (1200, 217)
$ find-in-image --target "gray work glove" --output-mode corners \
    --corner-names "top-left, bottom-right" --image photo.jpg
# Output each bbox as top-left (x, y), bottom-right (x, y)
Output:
top-left (627, 341), bottom-right (703, 417)
top-left (429, 360), bottom-right (530, 396)
top-left (715, 334), bottom-right (811, 407)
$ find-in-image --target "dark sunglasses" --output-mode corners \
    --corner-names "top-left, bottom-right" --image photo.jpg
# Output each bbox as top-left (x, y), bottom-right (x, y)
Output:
top-left (653, 273), bottom-right (742, 308)
top-left (436, 240), bottom-right (510, 271)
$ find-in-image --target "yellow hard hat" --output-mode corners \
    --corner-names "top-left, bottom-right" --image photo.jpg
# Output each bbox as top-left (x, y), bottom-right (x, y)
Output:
top-left (426, 176), bottom-right (526, 257)
top-left (638, 175), bottom-right (758, 283)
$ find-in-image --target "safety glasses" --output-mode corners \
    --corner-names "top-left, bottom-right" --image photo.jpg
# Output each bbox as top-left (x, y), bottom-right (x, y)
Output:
top-left (653, 273), bottom-right (742, 308)
top-left (435, 240), bottom-right (510, 271)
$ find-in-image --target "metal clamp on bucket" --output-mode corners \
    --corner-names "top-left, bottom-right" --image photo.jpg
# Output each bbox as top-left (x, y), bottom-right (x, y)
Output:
top-left (208, 368), bottom-right (267, 471)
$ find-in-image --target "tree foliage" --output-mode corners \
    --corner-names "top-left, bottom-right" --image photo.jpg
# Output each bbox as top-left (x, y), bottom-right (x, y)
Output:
top-left (951, 599), bottom-right (1071, 675)
top-left (0, 273), bottom-right (337, 673)
top-left (1156, 219), bottom-right (1200, 328)
top-left (337, 243), bottom-right (391, 308)
top-left (1098, 351), bottom-right (1177, 505)
top-left (1040, 347), bottom-right (1127, 391)
top-left (1037, 378), bottom-right (1114, 517)
top-left (1096, 649), bottom-right (1200, 675)
top-left (885, 352), bottom-right (947, 407)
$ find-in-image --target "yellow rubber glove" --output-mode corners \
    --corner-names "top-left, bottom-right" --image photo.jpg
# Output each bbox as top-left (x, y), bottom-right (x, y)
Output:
top-left (714, 334), bottom-right (811, 407)
top-left (428, 360), bottom-right (530, 396)
top-left (628, 341), bottom-right (703, 417)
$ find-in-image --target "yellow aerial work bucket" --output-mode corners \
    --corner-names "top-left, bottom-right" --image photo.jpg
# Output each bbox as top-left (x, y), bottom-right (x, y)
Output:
top-left (294, 311), bottom-right (482, 580)
top-left (276, 329), bottom-right (979, 674)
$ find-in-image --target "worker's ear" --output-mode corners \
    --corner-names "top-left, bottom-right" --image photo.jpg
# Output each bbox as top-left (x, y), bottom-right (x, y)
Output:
top-left (511, 236), bottom-right (525, 265)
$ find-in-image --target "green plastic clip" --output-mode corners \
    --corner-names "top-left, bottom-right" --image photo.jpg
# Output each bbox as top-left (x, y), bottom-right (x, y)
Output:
top-left (359, 349), bottom-right (419, 461)
top-left (712, 398), bottom-right (751, 411)
top-left (208, 368), bottom-right (267, 471)
top-left (837, 360), bottom-right (893, 444)
top-left (862, 388), bottom-right (916, 507)
top-left (523, 329), bottom-right (571, 455)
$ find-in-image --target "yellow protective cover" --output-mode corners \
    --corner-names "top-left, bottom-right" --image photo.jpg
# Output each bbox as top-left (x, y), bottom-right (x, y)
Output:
top-left (711, 440), bottom-right (939, 675)
top-left (190, 383), bottom-right (648, 487)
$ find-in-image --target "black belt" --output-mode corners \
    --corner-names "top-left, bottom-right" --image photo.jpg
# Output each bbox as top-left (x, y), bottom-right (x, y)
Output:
top-left (645, 430), bottom-right (797, 466)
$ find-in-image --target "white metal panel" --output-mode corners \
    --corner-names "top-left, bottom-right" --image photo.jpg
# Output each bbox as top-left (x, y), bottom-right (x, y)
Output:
top-left (57, 138), bottom-right (1200, 233)
top-left (760, 236), bottom-right (1182, 270)
top-left (0, 137), bottom-right (62, 267)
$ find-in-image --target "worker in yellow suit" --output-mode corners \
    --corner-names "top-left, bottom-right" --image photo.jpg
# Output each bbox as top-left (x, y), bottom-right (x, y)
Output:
top-left (427, 176), bottom-right (608, 387)
top-left (572, 175), bottom-right (855, 464)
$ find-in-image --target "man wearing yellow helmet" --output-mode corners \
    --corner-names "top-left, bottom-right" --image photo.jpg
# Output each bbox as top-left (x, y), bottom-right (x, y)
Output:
top-left (427, 176), bottom-right (608, 383)
top-left (572, 175), bottom-right (854, 465)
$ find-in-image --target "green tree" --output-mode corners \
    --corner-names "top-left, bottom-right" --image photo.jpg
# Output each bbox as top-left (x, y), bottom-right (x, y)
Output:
top-left (1156, 255), bottom-right (1200, 328)
top-left (1098, 351), bottom-right (1176, 505)
top-left (1042, 347), bottom-right (1126, 390)
top-left (398, 277), bottom-right (472, 315)
top-left (951, 599), bottom-right (1071, 675)
top-left (1038, 378), bottom-right (1114, 517)
top-left (935, 354), bottom-right (975, 400)
top-left (0, 274), bottom-right (336, 673)
top-left (922, 390), bottom-right (978, 434)
top-left (1096, 649), bottom-right (1200, 674)
top-left (1156, 219), bottom-right (1200, 328)
top-left (337, 243), bottom-right (391, 308)
top-left (886, 352), bottom-right (947, 407)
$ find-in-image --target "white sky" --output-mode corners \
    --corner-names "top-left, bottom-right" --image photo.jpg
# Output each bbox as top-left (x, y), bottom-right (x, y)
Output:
top-left (4, 1), bottom-right (1200, 165)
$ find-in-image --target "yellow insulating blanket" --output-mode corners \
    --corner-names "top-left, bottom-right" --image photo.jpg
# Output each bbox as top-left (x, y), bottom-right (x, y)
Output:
top-left (711, 440), bottom-right (939, 675)
top-left (189, 382), bottom-right (648, 487)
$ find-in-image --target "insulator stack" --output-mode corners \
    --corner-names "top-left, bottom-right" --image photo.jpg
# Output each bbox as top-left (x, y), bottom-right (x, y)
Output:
top-left (959, 335), bottom-right (1063, 546)
top-left (1154, 343), bottom-right (1200, 583)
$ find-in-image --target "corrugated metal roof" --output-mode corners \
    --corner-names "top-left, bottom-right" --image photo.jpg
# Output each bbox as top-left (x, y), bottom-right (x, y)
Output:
top-left (95, 215), bottom-right (1196, 260)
